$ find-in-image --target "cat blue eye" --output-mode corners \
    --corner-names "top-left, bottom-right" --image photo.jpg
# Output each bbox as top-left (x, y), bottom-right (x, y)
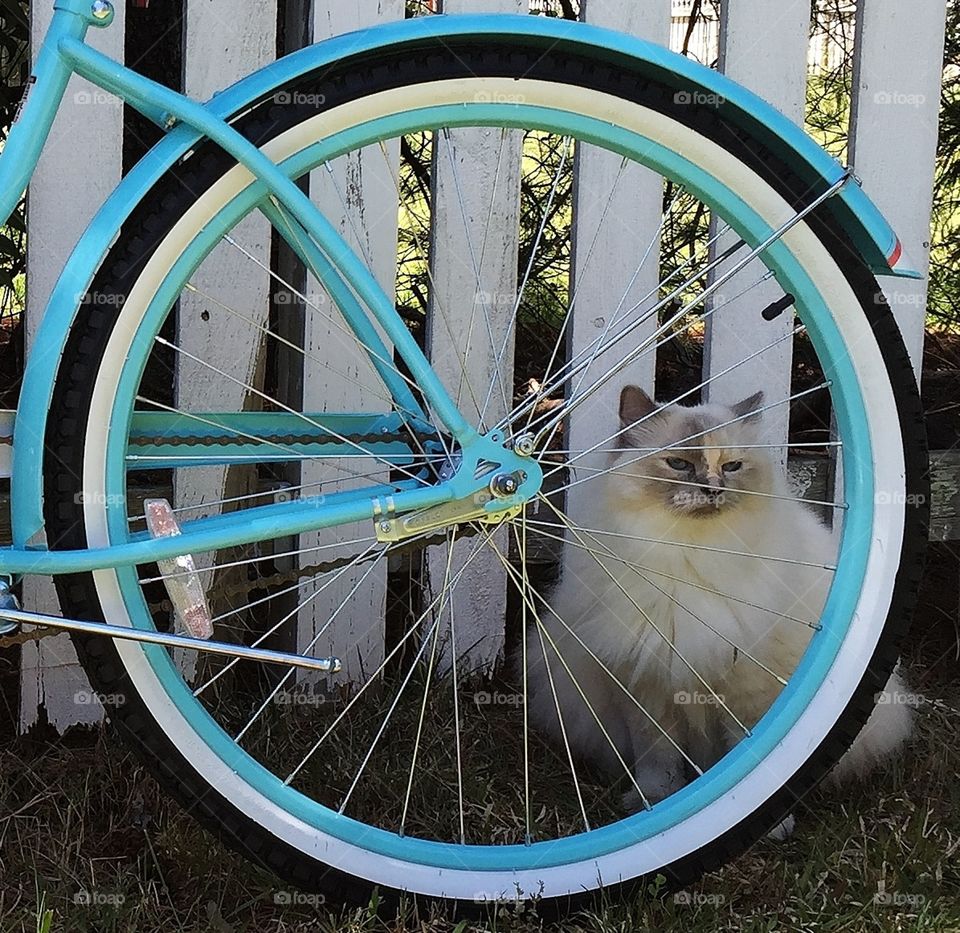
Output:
top-left (666, 457), bottom-right (693, 471)
top-left (722, 460), bottom-right (743, 472)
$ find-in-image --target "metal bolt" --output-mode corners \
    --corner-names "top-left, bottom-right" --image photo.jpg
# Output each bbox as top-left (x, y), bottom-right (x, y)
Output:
top-left (514, 434), bottom-right (536, 457)
top-left (90, 1), bottom-right (114, 20)
top-left (490, 473), bottom-right (519, 498)
top-left (378, 521), bottom-right (391, 533)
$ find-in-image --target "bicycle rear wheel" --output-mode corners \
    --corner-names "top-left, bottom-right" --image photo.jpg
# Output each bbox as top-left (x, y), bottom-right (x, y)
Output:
top-left (44, 33), bottom-right (926, 908)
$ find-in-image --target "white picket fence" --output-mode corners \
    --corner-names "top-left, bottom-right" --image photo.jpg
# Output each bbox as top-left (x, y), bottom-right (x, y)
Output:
top-left (20, 0), bottom-right (947, 731)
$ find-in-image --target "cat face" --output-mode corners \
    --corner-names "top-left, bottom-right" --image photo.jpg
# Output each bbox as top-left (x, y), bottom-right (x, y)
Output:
top-left (610, 385), bottom-right (776, 518)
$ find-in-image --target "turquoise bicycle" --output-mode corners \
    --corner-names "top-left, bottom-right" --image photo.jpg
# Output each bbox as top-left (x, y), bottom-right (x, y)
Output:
top-left (0, 0), bottom-right (928, 908)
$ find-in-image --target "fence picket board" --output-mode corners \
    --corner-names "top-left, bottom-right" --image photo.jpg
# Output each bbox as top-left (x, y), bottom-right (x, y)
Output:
top-left (702, 0), bottom-right (810, 446)
top-left (173, 0), bottom-right (277, 678)
top-left (567, 0), bottom-right (670, 471)
top-left (296, 0), bottom-right (405, 685)
top-left (850, 0), bottom-right (948, 373)
top-left (20, 1), bottom-right (126, 731)
top-left (426, 0), bottom-right (526, 674)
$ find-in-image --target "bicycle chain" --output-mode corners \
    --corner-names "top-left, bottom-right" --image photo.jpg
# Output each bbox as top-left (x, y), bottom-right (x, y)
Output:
top-left (127, 427), bottom-right (440, 449)
top-left (0, 427), bottom-right (475, 648)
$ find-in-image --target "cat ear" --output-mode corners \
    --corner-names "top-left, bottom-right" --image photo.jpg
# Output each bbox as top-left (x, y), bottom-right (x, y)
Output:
top-left (619, 385), bottom-right (658, 427)
top-left (731, 390), bottom-right (764, 423)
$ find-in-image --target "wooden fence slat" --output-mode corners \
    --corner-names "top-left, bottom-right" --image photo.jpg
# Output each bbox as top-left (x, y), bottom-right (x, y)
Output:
top-left (702, 0), bottom-right (810, 446)
top-left (850, 0), bottom-right (948, 373)
top-left (426, 0), bottom-right (526, 674)
top-left (297, 0), bottom-right (405, 685)
top-left (568, 0), bottom-right (670, 468)
top-left (20, 1), bottom-right (126, 732)
top-left (175, 0), bottom-right (277, 679)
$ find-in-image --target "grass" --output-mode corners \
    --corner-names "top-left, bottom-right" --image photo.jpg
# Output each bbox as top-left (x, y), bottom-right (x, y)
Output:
top-left (1, 548), bottom-right (959, 932)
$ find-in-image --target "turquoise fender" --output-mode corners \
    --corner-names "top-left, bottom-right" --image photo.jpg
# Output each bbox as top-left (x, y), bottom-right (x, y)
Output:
top-left (12, 12), bottom-right (914, 547)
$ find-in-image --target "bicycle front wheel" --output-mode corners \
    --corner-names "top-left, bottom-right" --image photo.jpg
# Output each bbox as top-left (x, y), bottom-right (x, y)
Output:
top-left (44, 31), bottom-right (926, 908)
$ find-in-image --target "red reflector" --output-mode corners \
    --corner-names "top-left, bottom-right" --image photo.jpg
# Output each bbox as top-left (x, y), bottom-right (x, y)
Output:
top-left (888, 238), bottom-right (902, 268)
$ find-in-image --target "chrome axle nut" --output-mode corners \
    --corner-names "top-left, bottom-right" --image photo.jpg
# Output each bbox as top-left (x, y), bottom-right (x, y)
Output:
top-left (490, 473), bottom-right (519, 498)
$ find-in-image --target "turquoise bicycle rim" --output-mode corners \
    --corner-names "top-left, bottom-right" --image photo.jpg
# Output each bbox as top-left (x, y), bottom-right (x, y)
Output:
top-left (99, 100), bottom-right (873, 872)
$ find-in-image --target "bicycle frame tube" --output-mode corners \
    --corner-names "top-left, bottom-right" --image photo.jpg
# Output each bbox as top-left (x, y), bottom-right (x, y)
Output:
top-left (54, 36), bottom-right (474, 442)
top-left (0, 5), bottom-right (96, 229)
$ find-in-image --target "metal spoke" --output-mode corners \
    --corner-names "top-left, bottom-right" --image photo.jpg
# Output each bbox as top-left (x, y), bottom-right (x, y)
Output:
top-left (181, 280), bottom-right (423, 423)
top-left (540, 497), bottom-right (752, 737)
top-left (552, 464), bottom-right (847, 511)
top-left (192, 540), bottom-right (384, 697)
top-left (221, 231), bottom-right (431, 420)
top-left (479, 135), bottom-right (573, 425)
top-left (233, 548), bottom-right (391, 742)
top-left (337, 611), bottom-right (442, 815)
top-left (541, 214), bottom-right (732, 408)
top-left (506, 228), bottom-right (743, 437)
top-left (519, 510), bottom-right (532, 842)
top-left (445, 528), bottom-right (466, 844)
top-left (530, 268), bottom-right (777, 458)
top-left (510, 171), bottom-right (852, 441)
top-left (550, 380), bottom-right (830, 494)
top-left (490, 528), bottom-right (704, 775)
top-left (440, 126), bottom-right (512, 424)
top-left (516, 515), bottom-right (590, 832)
top-left (535, 511), bottom-right (791, 684)
top-left (399, 534), bottom-right (456, 836)
top-left (548, 442), bottom-right (842, 454)
top-left (522, 154), bottom-right (632, 434)
top-left (523, 521), bottom-right (820, 630)
top-left (139, 533), bottom-right (374, 586)
top-left (152, 336), bottom-right (430, 488)
top-left (283, 528), bottom-right (495, 787)
top-left (526, 513), bottom-right (836, 571)
top-left (379, 133), bottom-right (493, 432)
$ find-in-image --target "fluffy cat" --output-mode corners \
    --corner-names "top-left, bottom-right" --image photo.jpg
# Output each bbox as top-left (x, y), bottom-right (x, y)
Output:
top-left (527, 384), bottom-right (912, 813)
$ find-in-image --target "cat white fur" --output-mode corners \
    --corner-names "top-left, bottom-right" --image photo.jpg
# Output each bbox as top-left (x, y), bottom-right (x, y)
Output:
top-left (527, 386), bottom-right (911, 807)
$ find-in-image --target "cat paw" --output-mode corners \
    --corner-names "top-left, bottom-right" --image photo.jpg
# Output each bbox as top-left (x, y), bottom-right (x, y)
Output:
top-left (766, 813), bottom-right (795, 841)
